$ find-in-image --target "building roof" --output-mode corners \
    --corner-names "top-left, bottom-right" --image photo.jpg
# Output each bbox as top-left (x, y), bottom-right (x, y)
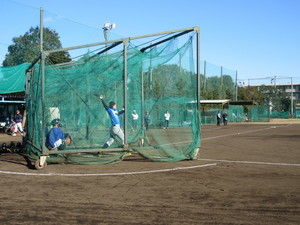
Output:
top-left (229, 100), bottom-right (258, 105)
top-left (189, 99), bottom-right (230, 104)
top-left (249, 83), bottom-right (300, 87)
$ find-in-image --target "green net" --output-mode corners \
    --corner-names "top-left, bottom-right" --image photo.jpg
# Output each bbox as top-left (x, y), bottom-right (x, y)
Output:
top-left (201, 108), bottom-right (221, 125)
top-left (296, 108), bottom-right (300, 118)
top-left (270, 110), bottom-right (289, 119)
top-left (26, 31), bottom-right (201, 164)
top-left (0, 63), bottom-right (30, 94)
top-left (201, 61), bottom-right (237, 100)
top-left (247, 105), bottom-right (269, 122)
top-left (200, 105), bottom-right (244, 125)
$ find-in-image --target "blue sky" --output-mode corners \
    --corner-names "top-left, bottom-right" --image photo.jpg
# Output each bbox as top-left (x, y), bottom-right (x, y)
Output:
top-left (1, 0), bottom-right (300, 84)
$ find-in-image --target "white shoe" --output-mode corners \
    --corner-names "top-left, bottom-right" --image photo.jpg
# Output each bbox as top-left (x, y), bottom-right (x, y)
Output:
top-left (12, 133), bottom-right (16, 136)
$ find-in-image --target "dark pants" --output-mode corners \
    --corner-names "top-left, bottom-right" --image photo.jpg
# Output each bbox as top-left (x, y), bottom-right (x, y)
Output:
top-left (164, 120), bottom-right (169, 128)
top-left (132, 120), bottom-right (137, 130)
top-left (145, 121), bottom-right (149, 130)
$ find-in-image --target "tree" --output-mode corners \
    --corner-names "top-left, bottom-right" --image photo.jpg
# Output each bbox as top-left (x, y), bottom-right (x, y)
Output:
top-left (238, 86), bottom-right (265, 104)
top-left (152, 77), bottom-right (162, 98)
top-left (3, 26), bottom-right (71, 67)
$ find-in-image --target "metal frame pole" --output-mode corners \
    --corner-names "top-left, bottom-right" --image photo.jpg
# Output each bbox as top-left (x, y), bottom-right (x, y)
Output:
top-left (204, 60), bottom-right (206, 91)
top-left (195, 26), bottom-right (201, 150)
top-left (104, 29), bottom-right (108, 55)
top-left (196, 27), bottom-right (201, 113)
top-left (45, 27), bottom-right (198, 55)
top-left (149, 43), bottom-right (153, 94)
top-left (220, 66), bottom-right (223, 99)
top-left (141, 63), bottom-right (145, 132)
top-left (235, 70), bottom-right (238, 101)
top-left (123, 38), bottom-right (128, 146)
top-left (40, 7), bottom-right (46, 154)
top-left (291, 77), bottom-right (294, 118)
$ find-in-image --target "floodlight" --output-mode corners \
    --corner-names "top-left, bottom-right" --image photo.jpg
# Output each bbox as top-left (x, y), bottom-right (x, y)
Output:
top-left (103, 22), bottom-right (116, 31)
top-left (103, 22), bottom-right (110, 29)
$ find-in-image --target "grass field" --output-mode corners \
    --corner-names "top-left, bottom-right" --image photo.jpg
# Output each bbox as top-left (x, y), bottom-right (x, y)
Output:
top-left (0, 120), bottom-right (299, 224)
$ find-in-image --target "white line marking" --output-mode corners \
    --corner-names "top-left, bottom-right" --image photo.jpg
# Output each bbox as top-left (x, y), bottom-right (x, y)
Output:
top-left (0, 163), bottom-right (216, 177)
top-left (160, 124), bottom-right (292, 146)
top-left (202, 127), bottom-right (222, 131)
top-left (198, 159), bottom-right (300, 167)
top-left (202, 124), bottom-right (292, 141)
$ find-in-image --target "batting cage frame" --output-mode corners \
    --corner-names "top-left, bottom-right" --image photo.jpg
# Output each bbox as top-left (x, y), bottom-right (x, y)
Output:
top-left (25, 8), bottom-right (201, 170)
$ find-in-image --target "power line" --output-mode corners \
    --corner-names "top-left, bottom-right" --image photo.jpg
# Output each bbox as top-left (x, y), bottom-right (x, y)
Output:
top-left (7, 0), bottom-right (101, 31)
top-left (7, 0), bottom-right (39, 10)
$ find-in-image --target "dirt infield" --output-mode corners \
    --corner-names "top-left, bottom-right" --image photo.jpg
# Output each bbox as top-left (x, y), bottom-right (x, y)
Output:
top-left (0, 121), bottom-right (299, 224)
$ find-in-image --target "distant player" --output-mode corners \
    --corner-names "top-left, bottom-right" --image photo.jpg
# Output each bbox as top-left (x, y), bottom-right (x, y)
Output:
top-left (131, 110), bottom-right (138, 131)
top-left (164, 110), bottom-right (170, 129)
top-left (99, 95), bottom-right (125, 148)
top-left (12, 110), bottom-right (24, 136)
top-left (144, 111), bottom-right (150, 130)
top-left (217, 111), bottom-right (221, 126)
top-left (222, 111), bottom-right (228, 125)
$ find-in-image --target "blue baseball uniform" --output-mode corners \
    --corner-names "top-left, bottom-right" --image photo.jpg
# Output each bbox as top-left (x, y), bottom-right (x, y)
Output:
top-left (101, 99), bottom-right (125, 147)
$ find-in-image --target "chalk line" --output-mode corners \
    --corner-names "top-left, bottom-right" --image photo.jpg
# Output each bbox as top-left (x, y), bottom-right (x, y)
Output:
top-left (198, 159), bottom-right (300, 167)
top-left (0, 163), bottom-right (216, 177)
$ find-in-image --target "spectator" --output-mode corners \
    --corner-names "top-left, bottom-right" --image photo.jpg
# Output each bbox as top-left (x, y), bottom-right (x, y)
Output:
top-left (131, 110), bottom-right (138, 131)
top-left (223, 111), bottom-right (228, 126)
top-left (164, 110), bottom-right (170, 129)
top-left (217, 111), bottom-right (221, 126)
top-left (12, 110), bottom-right (24, 136)
top-left (144, 111), bottom-right (150, 130)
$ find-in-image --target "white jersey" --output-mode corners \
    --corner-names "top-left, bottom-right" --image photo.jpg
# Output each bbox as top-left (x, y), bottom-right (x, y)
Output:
top-left (132, 113), bottom-right (139, 120)
top-left (165, 113), bottom-right (170, 120)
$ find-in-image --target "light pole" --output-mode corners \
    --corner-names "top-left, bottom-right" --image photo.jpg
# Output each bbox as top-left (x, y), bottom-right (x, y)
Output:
top-left (102, 22), bottom-right (116, 55)
top-left (102, 22), bottom-right (117, 102)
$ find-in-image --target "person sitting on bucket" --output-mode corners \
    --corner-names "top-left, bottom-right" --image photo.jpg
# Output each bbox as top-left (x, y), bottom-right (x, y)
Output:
top-left (47, 119), bottom-right (72, 150)
top-left (99, 95), bottom-right (125, 148)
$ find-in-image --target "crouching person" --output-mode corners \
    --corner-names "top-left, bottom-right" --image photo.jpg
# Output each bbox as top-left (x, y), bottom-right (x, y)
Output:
top-left (47, 119), bottom-right (72, 150)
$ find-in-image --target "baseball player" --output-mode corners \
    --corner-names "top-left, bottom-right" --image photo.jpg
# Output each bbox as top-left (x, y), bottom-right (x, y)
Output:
top-left (47, 119), bottom-right (72, 150)
top-left (99, 95), bottom-right (125, 148)
top-left (164, 110), bottom-right (170, 129)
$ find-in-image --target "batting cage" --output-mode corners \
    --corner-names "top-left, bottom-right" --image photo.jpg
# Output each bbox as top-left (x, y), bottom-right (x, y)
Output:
top-left (25, 26), bottom-right (201, 168)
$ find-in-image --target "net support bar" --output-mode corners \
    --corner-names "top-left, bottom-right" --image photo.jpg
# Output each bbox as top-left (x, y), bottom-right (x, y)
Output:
top-left (140, 30), bottom-right (194, 53)
top-left (40, 7), bottom-right (47, 155)
top-left (44, 27), bottom-right (199, 54)
top-left (196, 27), bottom-right (201, 112)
